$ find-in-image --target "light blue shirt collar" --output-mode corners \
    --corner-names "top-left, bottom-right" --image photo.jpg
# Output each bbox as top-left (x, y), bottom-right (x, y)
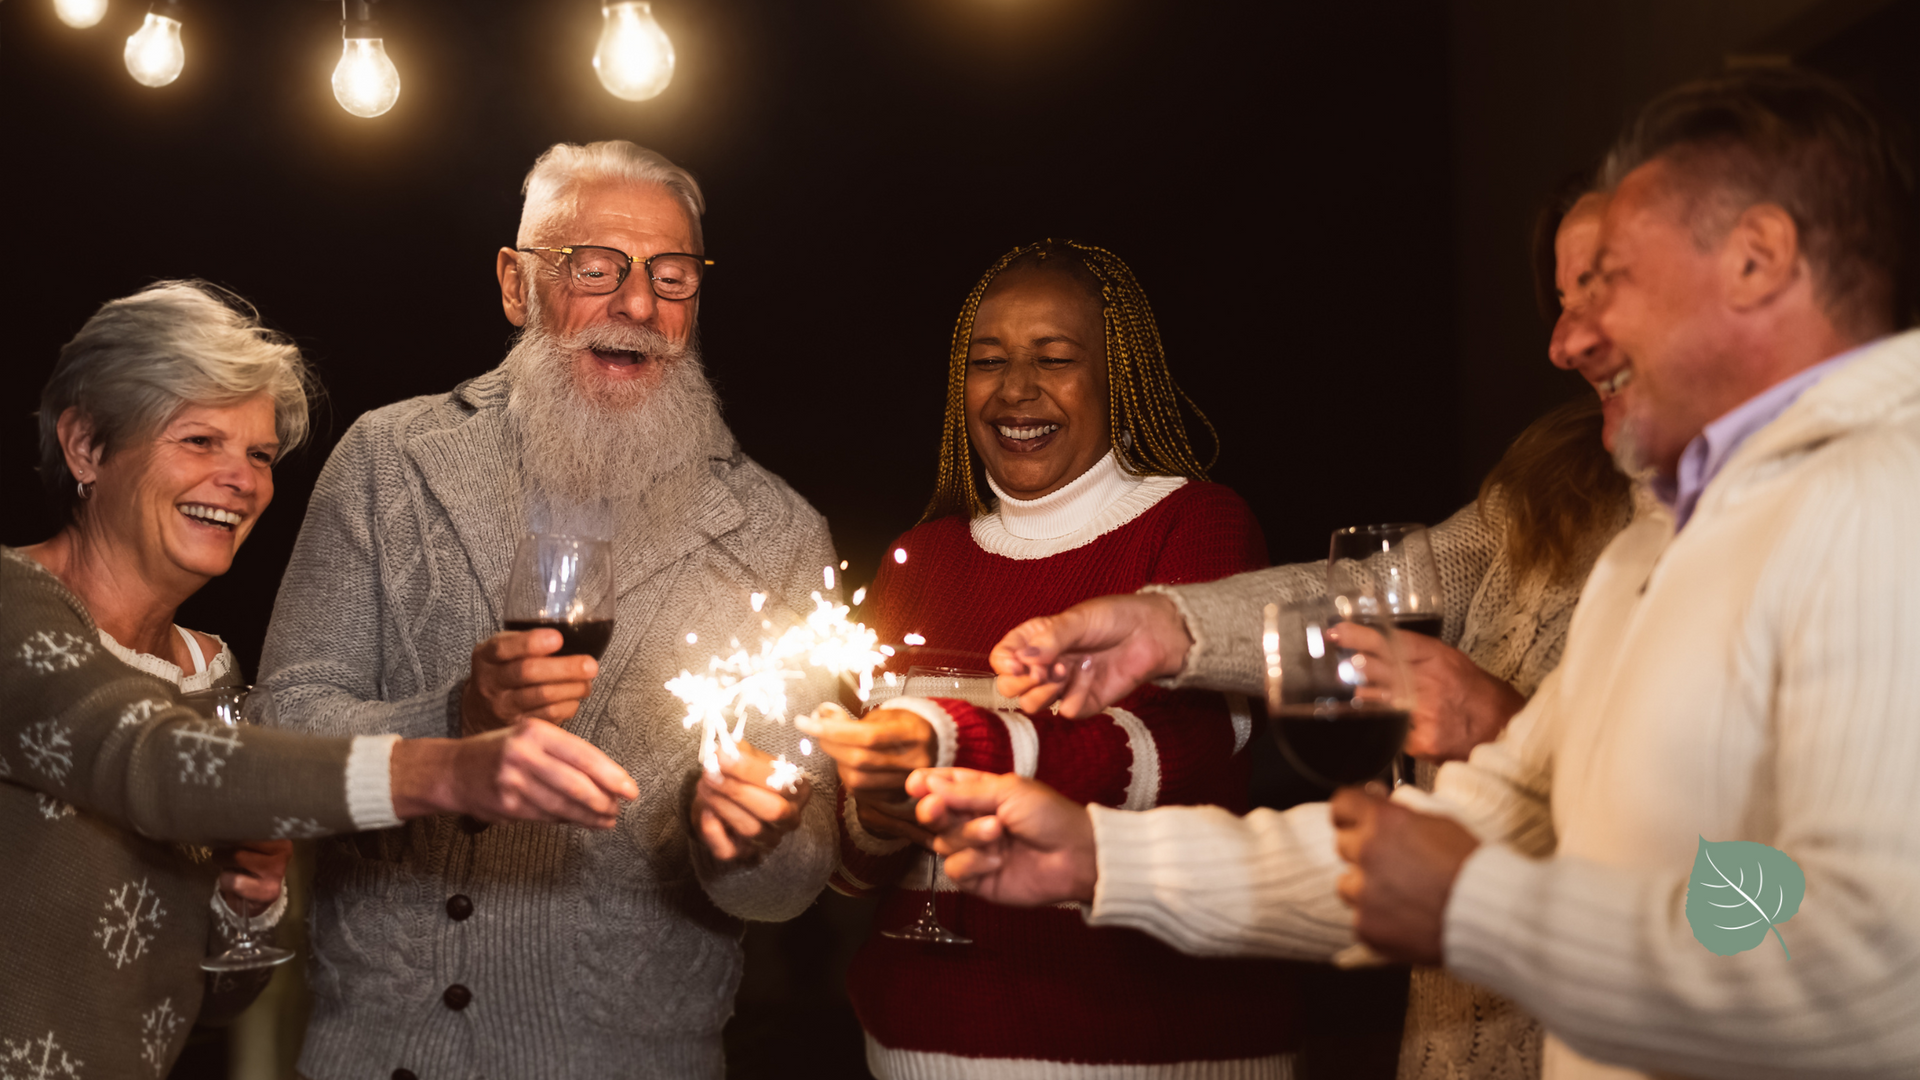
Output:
top-left (1653, 342), bottom-right (1875, 531)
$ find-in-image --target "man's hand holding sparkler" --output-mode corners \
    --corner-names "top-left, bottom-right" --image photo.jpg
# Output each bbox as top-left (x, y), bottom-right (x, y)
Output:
top-left (796, 706), bottom-right (938, 844)
top-left (692, 740), bottom-right (815, 864)
top-left (462, 628), bottom-right (600, 735)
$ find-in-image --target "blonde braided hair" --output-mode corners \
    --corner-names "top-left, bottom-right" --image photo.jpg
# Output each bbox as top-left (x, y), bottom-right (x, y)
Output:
top-left (921, 239), bottom-right (1219, 522)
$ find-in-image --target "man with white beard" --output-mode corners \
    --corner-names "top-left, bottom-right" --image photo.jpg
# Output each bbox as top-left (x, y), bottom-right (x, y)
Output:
top-left (259, 141), bottom-right (839, 1080)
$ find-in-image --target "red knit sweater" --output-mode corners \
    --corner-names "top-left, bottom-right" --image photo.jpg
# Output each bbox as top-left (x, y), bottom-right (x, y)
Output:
top-left (836, 479), bottom-right (1302, 1075)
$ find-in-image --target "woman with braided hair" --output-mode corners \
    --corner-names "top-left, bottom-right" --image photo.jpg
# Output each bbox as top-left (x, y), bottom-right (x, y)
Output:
top-left (798, 239), bottom-right (1294, 1078)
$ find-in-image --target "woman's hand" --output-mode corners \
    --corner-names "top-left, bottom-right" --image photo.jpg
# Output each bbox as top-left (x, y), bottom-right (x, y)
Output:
top-left (391, 719), bottom-right (639, 828)
top-left (690, 741), bottom-right (814, 865)
top-left (216, 840), bottom-right (293, 914)
top-left (794, 706), bottom-right (936, 797)
top-left (989, 593), bottom-right (1193, 717)
top-left (461, 629), bottom-right (599, 734)
top-left (1326, 623), bottom-right (1528, 762)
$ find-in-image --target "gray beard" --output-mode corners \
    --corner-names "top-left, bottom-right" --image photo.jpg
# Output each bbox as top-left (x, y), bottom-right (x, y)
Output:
top-left (1609, 412), bottom-right (1660, 484)
top-left (501, 307), bottom-right (728, 536)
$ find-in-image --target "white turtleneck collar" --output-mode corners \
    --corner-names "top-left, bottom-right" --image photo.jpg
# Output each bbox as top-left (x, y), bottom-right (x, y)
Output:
top-left (973, 450), bottom-right (1188, 560)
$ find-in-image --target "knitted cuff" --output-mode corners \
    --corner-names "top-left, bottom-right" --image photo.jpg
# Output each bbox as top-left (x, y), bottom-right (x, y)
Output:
top-left (210, 882), bottom-right (288, 935)
top-left (1140, 582), bottom-right (1265, 694)
top-left (879, 696), bottom-right (958, 769)
top-left (842, 786), bottom-right (909, 857)
top-left (345, 733), bottom-right (402, 830)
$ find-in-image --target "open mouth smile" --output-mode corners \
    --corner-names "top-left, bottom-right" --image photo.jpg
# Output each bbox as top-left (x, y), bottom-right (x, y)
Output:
top-left (179, 504), bottom-right (242, 532)
top-left (590, 347), bottom-right (648, 368)
top-left (1598, 367), bottom-right (1634, 399)
top-left (997, 424), bottom-right (1060, 441)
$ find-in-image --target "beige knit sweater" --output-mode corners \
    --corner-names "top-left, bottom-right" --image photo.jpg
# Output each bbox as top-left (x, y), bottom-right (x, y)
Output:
top-left (1088, 331), bottom-right (1920, 1079)
top-left (0, 548), bottom-right (384, 1078)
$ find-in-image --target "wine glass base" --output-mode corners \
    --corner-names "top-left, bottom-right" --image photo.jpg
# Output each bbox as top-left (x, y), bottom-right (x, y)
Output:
top-left (881, 920), bottom-right (973, 945)
top-left (201, 945), bottom-right (296, 972)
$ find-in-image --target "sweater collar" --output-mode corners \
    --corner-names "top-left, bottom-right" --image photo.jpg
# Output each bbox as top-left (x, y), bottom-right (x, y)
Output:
top-left (986, 450), bottom-right (1141, 541)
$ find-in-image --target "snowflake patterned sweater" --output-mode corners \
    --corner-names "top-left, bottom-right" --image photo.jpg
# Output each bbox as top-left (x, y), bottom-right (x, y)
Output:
top-left (0, 548), bottom-right (395, 1078)
top-left (836, 454), bottom-right (1302, 1080)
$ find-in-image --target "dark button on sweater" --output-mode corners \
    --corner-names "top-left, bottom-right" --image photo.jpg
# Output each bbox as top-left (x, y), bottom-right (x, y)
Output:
top-left (443, 984), bottom-right (472, 1011)
top-left (392, 1070), bottom-right (418, 1080)
top-left (446, 894), bottom-right (474, 921)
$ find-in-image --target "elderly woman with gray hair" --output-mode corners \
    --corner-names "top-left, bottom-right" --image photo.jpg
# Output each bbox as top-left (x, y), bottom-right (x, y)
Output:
top-left (1, 280), bottom-right (639, 1077)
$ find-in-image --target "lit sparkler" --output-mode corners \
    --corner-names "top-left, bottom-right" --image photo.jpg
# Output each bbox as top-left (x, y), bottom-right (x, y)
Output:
top-left (666, 579), bottom-right (893, 792)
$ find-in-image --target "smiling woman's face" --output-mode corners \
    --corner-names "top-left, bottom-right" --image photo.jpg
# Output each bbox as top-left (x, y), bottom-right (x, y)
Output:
top-left (82, 393), bottom-right (278, 591)
top-left (964, 268), bottom-right (1113, 501)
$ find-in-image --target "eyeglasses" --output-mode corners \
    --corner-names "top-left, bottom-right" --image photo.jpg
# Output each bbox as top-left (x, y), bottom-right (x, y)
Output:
top-left (518, 246), bottom-right (713, 300)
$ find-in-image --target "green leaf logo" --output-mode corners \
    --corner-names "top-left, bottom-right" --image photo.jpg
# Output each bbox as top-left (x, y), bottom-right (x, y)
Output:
top-left (1685, 836), bottom-right (1805, 958)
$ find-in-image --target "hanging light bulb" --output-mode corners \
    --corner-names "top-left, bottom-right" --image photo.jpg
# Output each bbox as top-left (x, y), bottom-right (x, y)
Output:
top-left (54, 0), bottom-right (109, 30)
top-left (123, 0), bottom-right (185, 87)
top-left (332, 0), bottom-right (400, 118)
top-left (593, 1), bottom-right (675, 102)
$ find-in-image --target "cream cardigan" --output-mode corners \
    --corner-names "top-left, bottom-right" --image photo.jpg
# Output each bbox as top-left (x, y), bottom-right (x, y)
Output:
top-left (1086, 330), bottom-right (1920, 1080)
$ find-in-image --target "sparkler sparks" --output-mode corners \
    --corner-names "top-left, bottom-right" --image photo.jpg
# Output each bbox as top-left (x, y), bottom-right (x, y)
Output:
top-left (666, 580), bottom-right (892, 792)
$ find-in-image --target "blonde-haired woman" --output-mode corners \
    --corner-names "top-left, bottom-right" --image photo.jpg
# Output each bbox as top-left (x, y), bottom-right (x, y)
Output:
top-left (800, 240), bottom-right (1294, 1079)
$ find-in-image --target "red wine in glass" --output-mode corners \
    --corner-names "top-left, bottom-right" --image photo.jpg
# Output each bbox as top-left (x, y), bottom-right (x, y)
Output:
top-left (1273, 704), bottom-right (1411, 787)
top-left (505, 534), bottom-right (616, 661)
top-left (503, 618), bottom-right (615, 659)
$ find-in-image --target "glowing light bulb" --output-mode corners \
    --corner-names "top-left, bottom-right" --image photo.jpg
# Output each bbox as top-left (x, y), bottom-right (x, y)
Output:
top-left (333, 35), bottom-right (401, 117)
top-left (593, 1), bottom-right (674, 102)
top-left (124, 11), bottom-right (184, 87)
top-left (55, 0), bottom-right (109, 30)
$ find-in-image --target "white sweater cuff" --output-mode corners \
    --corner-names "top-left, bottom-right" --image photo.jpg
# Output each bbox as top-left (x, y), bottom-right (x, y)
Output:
top-left (210, 883), bottom-right (288, 934)
top-left (345, 733), bottom-right (403, 830)
top-left (1086, 802), bottom-right (1354, 960)
top-left (880, 696), bottom-right (958, 769)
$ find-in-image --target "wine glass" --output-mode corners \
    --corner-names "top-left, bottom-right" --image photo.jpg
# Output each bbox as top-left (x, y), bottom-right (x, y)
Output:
top-left (1327, 523), bottom-right (1446, 639)
top-left (877, 664), bottom-right (985, 945)
top-left (1329, 524), bottom-right (1444, 787)
top-left (183, 685), bottom-right (297, 973)
top-left (503, 533), bottom-right (616, 659)
top-left (1260, 599), bottom-right (1413, 791)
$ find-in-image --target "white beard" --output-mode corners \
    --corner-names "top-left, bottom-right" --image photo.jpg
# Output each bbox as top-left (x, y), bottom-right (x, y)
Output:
top-left (501, 300), bottom-right (728, 535)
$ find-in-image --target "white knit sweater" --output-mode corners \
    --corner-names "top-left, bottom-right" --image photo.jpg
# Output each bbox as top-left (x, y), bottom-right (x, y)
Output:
top-left (1085, 330), bottom-right (1920, 1080)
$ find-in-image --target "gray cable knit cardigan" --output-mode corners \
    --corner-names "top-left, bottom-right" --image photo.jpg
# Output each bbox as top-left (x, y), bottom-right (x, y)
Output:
top-left (258, 369), bottom-right (840, 1079)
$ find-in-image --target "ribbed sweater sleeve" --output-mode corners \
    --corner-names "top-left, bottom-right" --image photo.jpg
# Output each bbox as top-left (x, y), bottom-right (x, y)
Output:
top-left (1085, 801), bottom-right (1353, 959)
top-left (1, 553), bottom-right (363, 843)
top-left (1442, 436), bottom-right (1920, 1080)
top-left (259, 416), bottom-right (462, 742)
top-left (1156, 498), bottom-right (1503, 694)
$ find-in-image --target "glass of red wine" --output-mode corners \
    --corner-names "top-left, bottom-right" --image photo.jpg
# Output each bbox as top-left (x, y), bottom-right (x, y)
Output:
top-left (503, 533), bottom-right (616, 660)
top-left (1261, 598), bottom-right (1413, 791)
top-left (1327, 523), bottom-right (1446, 639)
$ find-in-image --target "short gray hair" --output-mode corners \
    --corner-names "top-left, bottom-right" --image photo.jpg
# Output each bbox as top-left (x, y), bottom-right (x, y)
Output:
top-left (516, 140), bottom-right (707, 252)
top-left (37, 280), bottom-right (317, 518)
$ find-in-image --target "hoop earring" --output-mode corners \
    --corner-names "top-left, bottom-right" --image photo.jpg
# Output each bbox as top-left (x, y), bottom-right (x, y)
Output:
top-left (1118, 429), bottom-right (1134, 450)
top-left (76, 479), bottom-right (93, 501)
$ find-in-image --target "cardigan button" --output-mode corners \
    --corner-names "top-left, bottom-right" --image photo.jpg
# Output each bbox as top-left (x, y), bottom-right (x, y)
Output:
top-left (392, 1071), bottom-right (418, 1080)
top-left (446, 894), bottom-right (474, 921)
top-left (442, 984), bottom-right (472, 1011)
top-left (459, 815), bottom-right (488, 835)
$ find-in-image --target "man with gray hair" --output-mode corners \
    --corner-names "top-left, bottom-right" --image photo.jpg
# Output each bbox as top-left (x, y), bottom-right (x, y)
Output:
top-left (261, 141), bottom-right (839, 1078)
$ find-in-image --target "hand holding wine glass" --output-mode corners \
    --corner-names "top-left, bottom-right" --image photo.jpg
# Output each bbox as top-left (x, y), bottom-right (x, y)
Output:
top-left (464, 534), bottom-right (615, 734)
top-left (1263, 598), bottom-right (1414, 791)
top-left (183, 685), bottom-right (298, 972)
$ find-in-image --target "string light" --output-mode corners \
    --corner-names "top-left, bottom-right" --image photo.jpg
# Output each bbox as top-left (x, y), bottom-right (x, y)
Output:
top-left (593, 1), bottom-right (674, 102)
top-left (333, 0), bottom-right (401, 118)
top-left (54, 0), bottom-right (109, 30)
top-left (123, 0), bottom-right (185, 88)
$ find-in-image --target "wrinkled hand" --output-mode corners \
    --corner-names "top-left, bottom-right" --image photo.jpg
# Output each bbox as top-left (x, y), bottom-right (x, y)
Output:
top-left (907, 768), bottom-right (1097, 906)
top-left (989, 593), bottom-right (1193, 717)
top-left (691, 741), bottom-right (814, 865)
top-left (1331, 784), bottom-right (1480, 966)
top-left (391, 719), bottom-right (638, 828)
top-left (216, 840), bottom-right (292, 912)
top-left (461, 629), bottom-right (599, 734)
top-left (1327, 623), bottom-right (1527, 762)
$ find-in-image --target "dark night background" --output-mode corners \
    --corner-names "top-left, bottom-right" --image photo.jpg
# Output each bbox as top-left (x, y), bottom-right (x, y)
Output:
top-left (6, 0), bottom-right (1919, 1077)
